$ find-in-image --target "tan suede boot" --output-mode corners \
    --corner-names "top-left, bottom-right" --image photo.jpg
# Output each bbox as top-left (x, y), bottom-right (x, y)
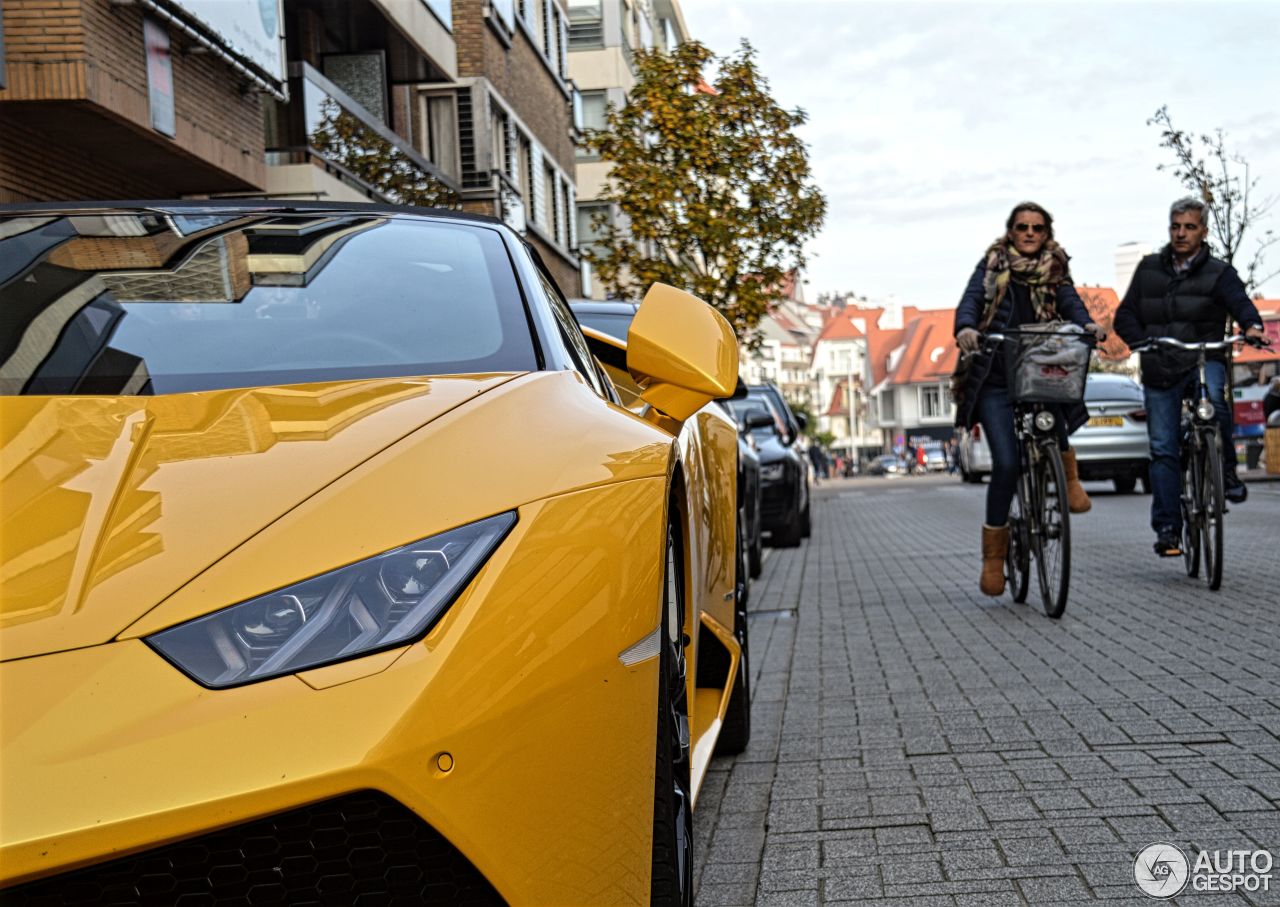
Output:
top-left (1060, 448), bottom-right (1092, 514)
top-left (980, 524), bottom-right (1008, 596)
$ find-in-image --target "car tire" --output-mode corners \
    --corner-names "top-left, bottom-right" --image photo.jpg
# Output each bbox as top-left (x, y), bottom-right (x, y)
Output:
top-left (1113, 476), bottom-right (1136, 494)
top-left (800, 501), bottom-right (811, 539)
top-left (770, 507), bottom-right (803, 547)
top-left (650, 519), bottom-right (693, 907)
top-left (748, 520), bottom-right (763, 578)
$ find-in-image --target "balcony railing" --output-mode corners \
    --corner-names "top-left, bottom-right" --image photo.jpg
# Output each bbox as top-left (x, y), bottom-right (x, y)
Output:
top-left (267, 63), bottom-right (459, 208)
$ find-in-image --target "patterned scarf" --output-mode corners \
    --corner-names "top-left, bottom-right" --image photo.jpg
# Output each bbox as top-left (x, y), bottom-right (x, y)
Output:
top-left (977, 237), bottom-right (1072, 329)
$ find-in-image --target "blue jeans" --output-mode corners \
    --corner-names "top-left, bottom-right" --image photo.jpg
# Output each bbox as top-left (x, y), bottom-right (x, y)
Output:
top-left (1144, 359), bottom-right (1231, 534)
top-left (976, 386), bottom-right (1069, 527)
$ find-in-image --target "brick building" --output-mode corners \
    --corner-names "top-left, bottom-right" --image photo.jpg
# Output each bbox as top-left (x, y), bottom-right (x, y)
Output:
top-left (0, 0), bottom-right (276, 202)
top-left (450, 0), bottom-right (580, 295)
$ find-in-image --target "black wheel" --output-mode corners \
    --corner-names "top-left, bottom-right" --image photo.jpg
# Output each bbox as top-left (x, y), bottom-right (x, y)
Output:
top-left (799, 501), bottom-right (811, 539)
top-left (1032, 443), bottom-right (1070, 619)
top-left (1201, 431), bottom-right (1225, 591)
top-left (748, 516), bottom-right (763, 579)
top-left (1113, 476), bottom-right (1136, 494)
top-left (1181, 443), bottom-right (1201, 578)
top-left (716, 526), bottom-right (752, 756)
top-left (769, 505), bottom-right (803, 548)
top-left (651, 520), bottom-right (692, 906)
top-left (1006, 486), bottom-right (1030, 604)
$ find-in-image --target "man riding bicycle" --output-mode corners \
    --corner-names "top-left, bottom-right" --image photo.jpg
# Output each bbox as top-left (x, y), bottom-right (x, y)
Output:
top-left (1113, 197), bottom-right (1267, 558)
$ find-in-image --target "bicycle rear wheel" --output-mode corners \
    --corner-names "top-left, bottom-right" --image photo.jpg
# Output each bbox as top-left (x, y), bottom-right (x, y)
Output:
top-left (1032, 442), bottom-right (1070, 619)
top-left (1006, 481), bottom-right (1030, 603)
top-left (1201, 430), bottom-right (1225, 591)
top-left (1181, 439), bottom-right (1200, 578)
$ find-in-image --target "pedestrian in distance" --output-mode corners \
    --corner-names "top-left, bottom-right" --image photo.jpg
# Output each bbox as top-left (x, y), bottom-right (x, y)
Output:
top-left (1113, 196), bottom-right (1268, 558)
top-left (807, 442), bottom-right (826, 484)
top-left (952, 201), bottom-right (1106, 596)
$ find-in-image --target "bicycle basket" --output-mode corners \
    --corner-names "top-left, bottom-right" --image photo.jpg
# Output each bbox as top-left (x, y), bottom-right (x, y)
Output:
top-left (1004, 325), bottom-right (1091, 404)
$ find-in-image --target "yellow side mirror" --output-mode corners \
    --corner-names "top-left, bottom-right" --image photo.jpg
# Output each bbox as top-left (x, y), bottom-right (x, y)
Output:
top-left (627, 283), bottom-right (738, 422)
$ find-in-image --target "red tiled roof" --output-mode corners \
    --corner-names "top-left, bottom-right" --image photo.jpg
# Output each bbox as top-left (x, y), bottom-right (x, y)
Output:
top-left (816, 313), bottom-right (865, 342)
top-left (886, 310), bottom-right (959, 386)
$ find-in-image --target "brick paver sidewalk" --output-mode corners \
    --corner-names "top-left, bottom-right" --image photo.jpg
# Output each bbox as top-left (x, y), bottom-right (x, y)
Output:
top-left (694, 476), bottom-right (1280, 905)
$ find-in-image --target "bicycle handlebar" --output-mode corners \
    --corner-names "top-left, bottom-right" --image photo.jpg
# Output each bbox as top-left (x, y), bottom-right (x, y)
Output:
top-left (982, 329), bottom-right (1097, 344)
top-left (1129, 334), bottom-right (1271, 353)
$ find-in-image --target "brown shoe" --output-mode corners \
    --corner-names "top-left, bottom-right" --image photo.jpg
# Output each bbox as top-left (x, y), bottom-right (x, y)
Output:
top-left (981, 524), bottom-right (1009, 596)
top-left (1060, 448), bottom-right (1092, 514)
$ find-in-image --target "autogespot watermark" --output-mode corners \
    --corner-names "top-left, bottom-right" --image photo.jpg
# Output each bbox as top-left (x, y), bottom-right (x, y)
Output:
top-left (1134, 842), bottom-right (1273, 898)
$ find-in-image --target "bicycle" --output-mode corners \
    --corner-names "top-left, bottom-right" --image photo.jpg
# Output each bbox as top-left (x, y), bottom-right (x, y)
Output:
top-left (1128, 334), bottom-right (1267, 591)
top-left (981, 328), bottom-right (1096, 619)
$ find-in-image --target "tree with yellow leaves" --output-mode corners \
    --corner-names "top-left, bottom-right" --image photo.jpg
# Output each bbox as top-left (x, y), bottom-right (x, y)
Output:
top-left (583, 40), bottom-right (826, 340)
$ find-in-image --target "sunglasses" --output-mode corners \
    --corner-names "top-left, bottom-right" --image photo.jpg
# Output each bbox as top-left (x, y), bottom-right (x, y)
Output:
top-left (1013, 223), bottom-right (1047, 234)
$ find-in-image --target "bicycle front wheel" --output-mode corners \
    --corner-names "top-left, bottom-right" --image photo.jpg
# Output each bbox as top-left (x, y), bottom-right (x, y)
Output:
top-left (1032, 442), bottom-right (1070, 619)
top-left (1201, 430), bottom-right (1225, 591)
top-left (1181, 440), bottom-right (1201, 578)
top-left (1006, 484), bottom-right (1030, 604)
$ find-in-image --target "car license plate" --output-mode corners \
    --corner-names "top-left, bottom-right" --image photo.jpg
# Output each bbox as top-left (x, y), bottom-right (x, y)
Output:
top-left (1088, 416), bottom-right (1123, 427)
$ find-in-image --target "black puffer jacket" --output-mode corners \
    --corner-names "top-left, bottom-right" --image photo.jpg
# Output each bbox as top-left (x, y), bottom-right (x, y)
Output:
top-left (952, 261), bottom-right (1093, 430)
top-left (1113, 244), bottom-right (1263, 389)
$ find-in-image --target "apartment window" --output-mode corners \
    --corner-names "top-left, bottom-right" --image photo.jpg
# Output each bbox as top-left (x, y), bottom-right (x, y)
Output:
top-left (920, 385), bottom-right (944, 419)
top-left (577, 202), bottom-right (611, 246)
top-left (519, 135), bottom-right (534, 204)
top-left (543, 163), bottom-right (557, 233)
top-left (418, 92), bottom-right (459, 181)
top-left (566, 183), bottom-right (577, 247)
top-left (557, 11), bottom-right (569, 76)
top-left (568, 0), bottom-right (603, 49)
top-left (880, 390), bottom-right (896, 421)
top-left (576, 91), bottom-right (607, 159)
top-left (636, 6), bottom-right (653, 49)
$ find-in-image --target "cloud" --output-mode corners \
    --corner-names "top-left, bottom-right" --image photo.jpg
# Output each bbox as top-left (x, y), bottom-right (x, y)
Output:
top-left (681, 1), bottom-right (1280, 300)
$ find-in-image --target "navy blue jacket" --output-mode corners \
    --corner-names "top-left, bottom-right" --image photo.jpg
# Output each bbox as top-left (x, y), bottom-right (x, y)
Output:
top-left (952, 261), bottom-right (1093, 430)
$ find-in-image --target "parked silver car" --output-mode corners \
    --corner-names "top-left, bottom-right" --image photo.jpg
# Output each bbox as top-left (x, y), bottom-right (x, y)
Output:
top-left (1073, 373), bottom-right (1151, 493)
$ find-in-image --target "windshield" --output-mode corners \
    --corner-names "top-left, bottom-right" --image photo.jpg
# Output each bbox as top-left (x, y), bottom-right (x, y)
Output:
top-left (1084, 377), bottom-right (1143, 403)
top-left (0, 212), bottom-right (536, 395)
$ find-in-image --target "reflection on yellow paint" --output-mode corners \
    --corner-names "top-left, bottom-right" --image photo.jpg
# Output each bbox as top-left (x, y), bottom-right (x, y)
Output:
top-left (0, 379), bottom-right (443, 630)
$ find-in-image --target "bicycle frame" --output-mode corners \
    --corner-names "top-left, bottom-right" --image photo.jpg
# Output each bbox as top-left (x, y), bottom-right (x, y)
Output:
top-left (1130, 334), bottom-right (1256, 590)
top-left (977, 328), bottom-right (1091, 618)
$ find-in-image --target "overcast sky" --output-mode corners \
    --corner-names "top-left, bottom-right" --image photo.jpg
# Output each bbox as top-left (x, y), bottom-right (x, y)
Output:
top-left (680, 0), bottom-right (1280, 309)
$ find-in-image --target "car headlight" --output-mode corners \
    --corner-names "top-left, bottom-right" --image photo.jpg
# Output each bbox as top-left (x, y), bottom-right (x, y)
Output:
top-left (147, 512), bottom-right (517, 688)
top-left (760, 463), bottom-right (785, 481)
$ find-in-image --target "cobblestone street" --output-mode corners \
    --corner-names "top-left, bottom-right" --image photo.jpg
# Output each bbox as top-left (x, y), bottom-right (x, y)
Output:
top-left (694, 474), bottom-right (1280, 906)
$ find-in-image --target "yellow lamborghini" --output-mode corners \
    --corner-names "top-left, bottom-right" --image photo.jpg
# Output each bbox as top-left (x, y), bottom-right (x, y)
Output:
top-left (0, 201), bottom-right (749, 905)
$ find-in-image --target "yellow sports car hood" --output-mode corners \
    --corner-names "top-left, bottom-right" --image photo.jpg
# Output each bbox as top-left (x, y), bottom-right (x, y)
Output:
top-left (0, 375), bottom-right (519, 661)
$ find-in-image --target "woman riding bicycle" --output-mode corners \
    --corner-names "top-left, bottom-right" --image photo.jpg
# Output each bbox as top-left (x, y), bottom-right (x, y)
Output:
top-left (952, 202), bottom-right (1106, 596)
